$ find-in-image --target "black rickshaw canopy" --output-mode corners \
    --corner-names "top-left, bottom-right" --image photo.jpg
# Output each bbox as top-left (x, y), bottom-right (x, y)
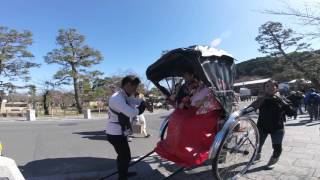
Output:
top-left (146, 45), bottom-right (236, 114)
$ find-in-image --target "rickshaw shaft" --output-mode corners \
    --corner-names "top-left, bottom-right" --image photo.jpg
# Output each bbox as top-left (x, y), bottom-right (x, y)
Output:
top-left (98, 150), bottom-right (155, 180)
top-left (162, 167), bottom-right (185, 180)
top-left (130, 150), bottom-right (155, 167)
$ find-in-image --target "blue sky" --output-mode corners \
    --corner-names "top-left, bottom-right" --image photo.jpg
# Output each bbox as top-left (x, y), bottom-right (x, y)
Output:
top-left (1, 0), bottom-right (319, 88)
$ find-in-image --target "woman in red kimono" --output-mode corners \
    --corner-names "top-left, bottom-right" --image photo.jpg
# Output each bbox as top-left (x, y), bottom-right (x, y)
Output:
top-left (155, 70), bottom-right (222, 167)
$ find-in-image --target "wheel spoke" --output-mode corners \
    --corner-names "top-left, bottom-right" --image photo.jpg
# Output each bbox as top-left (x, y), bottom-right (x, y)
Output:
top-left (247, 136), bottom-right (256, 149)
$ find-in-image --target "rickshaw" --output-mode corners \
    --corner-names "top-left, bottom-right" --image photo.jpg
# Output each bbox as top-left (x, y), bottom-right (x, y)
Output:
top-left (102, 45), bottom-right (259, 180)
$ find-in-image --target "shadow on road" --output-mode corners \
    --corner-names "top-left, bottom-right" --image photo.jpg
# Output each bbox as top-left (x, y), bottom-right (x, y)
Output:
top-left (20, 156), bottom-right (170, 180)
top-left (298, 114), bottom-right (310, 118)
top-left (73, 131), bottom-right (150, 141)
top-left (245, 164), bottom-right (272, 174)
top-left (73, 130), bottom-right (107, 141)
top-left (306, 121), bottom-right (320, 126)
top-left (19, 157), bottom-right (115, 178)
top-left (285, 120), bottom-right (310, 127)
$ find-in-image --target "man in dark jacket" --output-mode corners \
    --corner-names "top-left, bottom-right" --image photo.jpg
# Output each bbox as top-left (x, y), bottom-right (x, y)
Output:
top-left (250, 80), bottom-right (295, 167)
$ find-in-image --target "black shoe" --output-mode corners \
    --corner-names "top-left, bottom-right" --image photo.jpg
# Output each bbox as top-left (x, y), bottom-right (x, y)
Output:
top-left (144, 134), bottom-right (151, 138)
top-left (127, 171), bottom-right (138, 177)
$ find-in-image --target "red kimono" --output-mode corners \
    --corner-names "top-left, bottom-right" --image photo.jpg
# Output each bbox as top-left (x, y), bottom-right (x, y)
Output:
top-left (155, 107), bottom-right (220, 167)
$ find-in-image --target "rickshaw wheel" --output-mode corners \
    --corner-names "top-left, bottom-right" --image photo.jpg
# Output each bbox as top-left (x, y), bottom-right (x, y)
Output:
top-left (212, 117), bottom-right (259, 180)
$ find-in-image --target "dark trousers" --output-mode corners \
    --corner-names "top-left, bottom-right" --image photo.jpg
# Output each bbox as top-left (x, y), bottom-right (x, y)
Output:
top-left (258, 128), bottom-right (284, 158)
top-left (294, 106), bottom-right (298, 119)
top-left (308, 105), bottom-right (319, 120)
top-left (107, 134), bottom-right (131, 180)
top-left (298, 104), bottom-right (304, 114)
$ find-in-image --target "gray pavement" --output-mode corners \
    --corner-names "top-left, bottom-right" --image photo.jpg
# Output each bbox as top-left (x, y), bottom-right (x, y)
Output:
top-left (0, 109), bottom-right (169, 180)
top-left (108, 109), bottom-right (320, 180)
top-left (1, 105), bottom-right (320, 180)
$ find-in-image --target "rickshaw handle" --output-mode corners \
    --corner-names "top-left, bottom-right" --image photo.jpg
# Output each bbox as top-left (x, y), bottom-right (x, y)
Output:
top-left (98, 150), bottom-right (155, 180)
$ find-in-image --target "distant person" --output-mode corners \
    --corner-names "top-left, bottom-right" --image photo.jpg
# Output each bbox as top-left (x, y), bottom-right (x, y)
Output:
top-left (105, 75), bottom-right (152, 180)
top-left (296, 91), bottom-right (305, 114)
top-left (250, 80), bottom-right (295, 167)
top-left (304, 89), bottom-right (320, 122)
top-left (287, 91), bottom-right (301, 119)
top-left (134, 93), bottom-right (151, 138)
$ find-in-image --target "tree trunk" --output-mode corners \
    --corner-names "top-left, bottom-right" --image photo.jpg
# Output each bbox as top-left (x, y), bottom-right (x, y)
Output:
top-left (43, 90), bottom-right (50, 115)
top-left (72, 70), bottom-right (83, 114)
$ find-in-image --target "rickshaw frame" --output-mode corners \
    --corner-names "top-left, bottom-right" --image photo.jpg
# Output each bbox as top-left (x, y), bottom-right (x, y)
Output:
top-left (147, 45), bottom-right (260, 179)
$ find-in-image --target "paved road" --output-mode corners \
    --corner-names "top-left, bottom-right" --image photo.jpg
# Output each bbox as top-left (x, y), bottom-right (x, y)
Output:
top-left (1, 104), bottom-right (320, 180)
top-left (0, 110), bottom-right (169, 179)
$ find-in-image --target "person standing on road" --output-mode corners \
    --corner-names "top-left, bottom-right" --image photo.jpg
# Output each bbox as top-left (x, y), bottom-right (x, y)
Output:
top-left (134, 92), bottom-right (151, 138)
top-left (304, 89), bottom-right (320, 122)
top-left (296, 91), bottom-right (305, 114)
top-left (105, 75), bottom-right (152, 180)
top-left (287, 91), bottom-right (301, 120)
top-left (250, 80), bottom-right (295, 167)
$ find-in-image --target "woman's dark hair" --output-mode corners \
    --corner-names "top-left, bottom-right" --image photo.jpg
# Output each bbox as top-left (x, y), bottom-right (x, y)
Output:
top-left (182, 66), bottom-right (200, 81)
top-left (184, 66), bottom-right (194, 74)
top-left (121, 75), bottom-right (141, 87)
top-left (263, 79), bottom-right (278, 89)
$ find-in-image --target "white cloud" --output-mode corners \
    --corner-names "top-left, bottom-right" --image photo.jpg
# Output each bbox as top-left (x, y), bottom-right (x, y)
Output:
top-left (210, 30), bottom-right (232, 48)
top-left (210, 38), bottom-right (222, 47)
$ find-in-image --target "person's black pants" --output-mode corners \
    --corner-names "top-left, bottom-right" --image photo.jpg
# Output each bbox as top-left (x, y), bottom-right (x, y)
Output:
top-left (107, 134), bottom-right (131, 180)
top-left (293, 106), bottom-right (298, 119)
top-left (298, 104), bottom-right (304, 114)
top-left (308, 105), bottom-right (319, 121)
top-left (257, 128), bottom-right (284, 158)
